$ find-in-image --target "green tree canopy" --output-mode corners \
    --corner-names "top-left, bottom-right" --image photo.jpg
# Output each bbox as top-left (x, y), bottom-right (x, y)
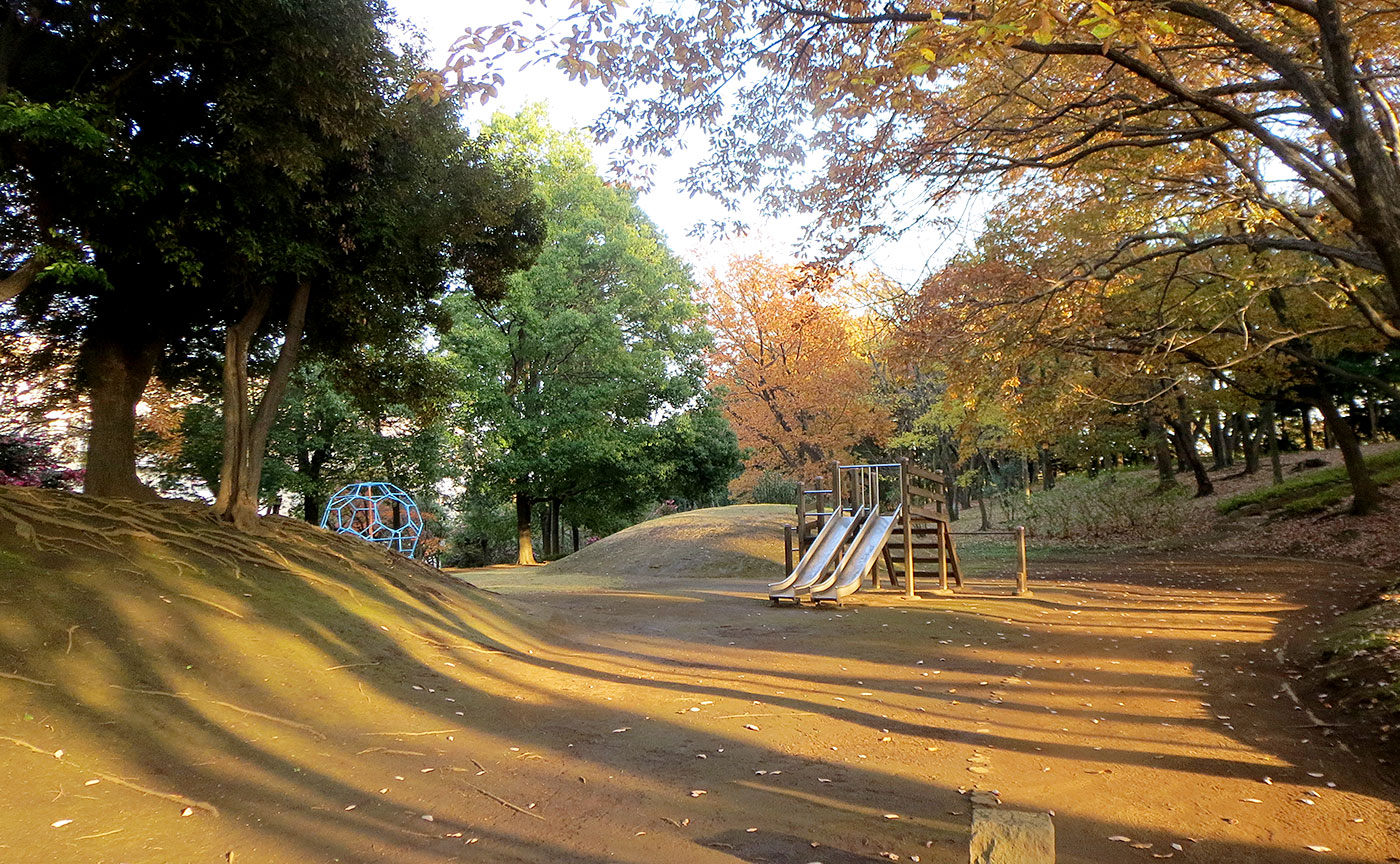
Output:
top-left (445, 108), bottom-right (727, 563)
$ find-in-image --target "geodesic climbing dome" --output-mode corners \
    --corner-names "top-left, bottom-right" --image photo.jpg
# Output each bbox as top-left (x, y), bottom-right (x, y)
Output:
top-left (320, 482), bottom-right (423, 556)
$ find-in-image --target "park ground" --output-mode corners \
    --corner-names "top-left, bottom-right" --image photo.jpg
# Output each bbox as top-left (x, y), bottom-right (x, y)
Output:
top-left (0, 489), bottom-right (1397, 863)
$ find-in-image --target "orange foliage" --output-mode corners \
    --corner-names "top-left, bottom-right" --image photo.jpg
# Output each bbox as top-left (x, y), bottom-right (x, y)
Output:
top-left (702, 255), bottom-right (888, 495)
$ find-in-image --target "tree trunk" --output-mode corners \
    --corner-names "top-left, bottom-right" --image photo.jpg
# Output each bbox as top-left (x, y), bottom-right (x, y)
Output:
top-left (304, 490), bottom-right (325, 524)
top-left (1207, 411), bottom-right (1227, 470)
top-left (1313, 392), bottom-right (1383, 515)
top-left (1023, 454), bottom-right (1034, 495)
top-left (212, 282), bottom-right (311, 530)
top-left (1166, 400), bottom-right (1213, 498)
top-left (515, 488), bottom-right (538, 565)
top-left (80, 330), bottom-right (164, 499)
top-left (976, 474), bottom-right (992, 531)
top-left (1301, 407), bottom-right (1315, 450)
top-left (572, 523), bottom-right (580, 553)
top-left (1261, 401), bottom-right (1284, 485)
top-left (945, 457), bottom-right (959, 520)
top-left (1237, 412), bottom-right (1260, 474)
top-left (1152, 415), bottom-right (1176, 488)
top-left (1039, 444), bottom-right (1055, 491)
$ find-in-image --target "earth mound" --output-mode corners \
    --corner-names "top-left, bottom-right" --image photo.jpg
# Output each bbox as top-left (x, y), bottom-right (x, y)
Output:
top-left (0, 486), bottom-right (555, 864)
top-left (545, 503), bottom-right (792, 580)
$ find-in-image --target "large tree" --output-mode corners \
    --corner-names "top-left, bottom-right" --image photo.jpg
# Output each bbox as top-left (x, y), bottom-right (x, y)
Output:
top-left (445, 109), bottom-right (714, 564)
top-left (3, 2), bottom-right (540, 523)
top-left (702, 253), bottom-right (889, 492)
top-left (443, 0), bottom-right (1400, 344)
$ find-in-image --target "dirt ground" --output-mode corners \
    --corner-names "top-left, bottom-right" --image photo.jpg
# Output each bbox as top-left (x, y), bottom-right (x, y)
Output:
top-left (2, 488), bottom-right (1398, 864)
top-left (438, 553), bottom-right (1400, 864)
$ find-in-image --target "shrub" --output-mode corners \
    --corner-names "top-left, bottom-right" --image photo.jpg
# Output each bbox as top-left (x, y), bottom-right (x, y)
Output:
top-left (0, 433), bottom-right (83, 490)
top-left (1021, 472), bottom-right (1190, 540)
top-left (750, 470), bottom-right (799, 505)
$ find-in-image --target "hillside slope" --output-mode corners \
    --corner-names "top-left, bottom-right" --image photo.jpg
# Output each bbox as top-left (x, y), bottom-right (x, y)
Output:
top-left (544, 503), bottom-right (792, 580)
top-left (0, 487), bottom-right (575, 864)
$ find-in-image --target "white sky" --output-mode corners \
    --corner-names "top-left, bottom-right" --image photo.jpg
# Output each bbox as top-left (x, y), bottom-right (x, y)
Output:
top-left (390, 0), bottom-right (976, 286)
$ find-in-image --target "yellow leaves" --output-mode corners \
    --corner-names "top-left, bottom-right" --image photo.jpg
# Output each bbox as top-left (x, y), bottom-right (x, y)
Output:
top-left (702, 254), bottom-right (890, 481)
top-left (405, 71), bottom-right (447, 106)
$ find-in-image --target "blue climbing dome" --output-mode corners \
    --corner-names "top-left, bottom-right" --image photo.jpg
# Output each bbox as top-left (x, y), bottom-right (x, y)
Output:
top-left (320, 482), bottom-right (423, 556)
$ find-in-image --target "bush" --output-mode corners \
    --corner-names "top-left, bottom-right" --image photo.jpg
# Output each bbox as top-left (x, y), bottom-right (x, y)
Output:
top-left (1021, 472), bottom-right (1191, 540)
top-left (750, 470), bottom-right (799, 505)
top-left (0, 433), bottom-right (83, 489)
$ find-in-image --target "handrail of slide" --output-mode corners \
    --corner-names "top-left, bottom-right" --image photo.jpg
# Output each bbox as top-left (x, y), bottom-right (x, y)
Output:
top-left (810, 503), bottom-right (901, 600)
top-left (769, 507), bottom-right (861, 599)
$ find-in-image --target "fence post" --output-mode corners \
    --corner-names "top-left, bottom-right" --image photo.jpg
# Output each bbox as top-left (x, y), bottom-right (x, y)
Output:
top-left (1015, 525), bottom-right (1031, 596)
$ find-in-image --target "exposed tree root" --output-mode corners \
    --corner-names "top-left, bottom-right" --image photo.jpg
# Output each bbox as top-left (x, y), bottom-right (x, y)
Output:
top-left (464, 782), bottom-right (545, 820)
top-left (109, 685), bottom-right (325, 739)
top-left (0, 735), bottom-right (219, 816)
top-left (175, 593), bottom-right (245, 619)
top-left (0, 671), bottom-right (55, 687)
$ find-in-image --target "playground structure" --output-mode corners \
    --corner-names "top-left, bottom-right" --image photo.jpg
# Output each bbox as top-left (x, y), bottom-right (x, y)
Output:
top-left (771, 459), bottom-right (1029, 605)
top-left (320, 482), bottom-right (424, 557)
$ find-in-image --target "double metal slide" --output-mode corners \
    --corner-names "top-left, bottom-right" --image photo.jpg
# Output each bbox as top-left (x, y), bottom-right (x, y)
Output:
top-left (768, 503), bottom-right (901, 605)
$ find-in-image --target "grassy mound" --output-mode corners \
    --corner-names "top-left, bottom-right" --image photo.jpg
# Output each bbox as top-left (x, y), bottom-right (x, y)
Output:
top-left (1312, 580), bottom-right (1400, 720)
top-left (1217, 447), bottom-right (1400, 516)
top-left (545, 504), bottom-right (792, 580)
top-left (0, 486), bottom-right (559, 864)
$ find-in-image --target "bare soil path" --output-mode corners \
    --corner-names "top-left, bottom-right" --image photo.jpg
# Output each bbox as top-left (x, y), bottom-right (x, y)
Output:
top-left (457, 552), bottom-right (1400, 864)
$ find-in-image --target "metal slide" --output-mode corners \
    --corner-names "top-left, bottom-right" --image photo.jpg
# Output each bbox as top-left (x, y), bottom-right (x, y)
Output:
top-left (809, 504), bottom-right (901, 603)
top-left (768, 511), bottom-right (858, 603)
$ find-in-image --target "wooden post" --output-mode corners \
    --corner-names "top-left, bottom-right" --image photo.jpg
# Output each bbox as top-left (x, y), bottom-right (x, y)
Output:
top-left (796, 488), bottom-right (808, 556)
top-left (938, 522), bottom-right (950, 592)
top-left (784, 524), bottom-right (794, 576)
top-left (1015, 525), bottom-right (1031, 596)
top-left (900, 458), bottom-right (915, 599)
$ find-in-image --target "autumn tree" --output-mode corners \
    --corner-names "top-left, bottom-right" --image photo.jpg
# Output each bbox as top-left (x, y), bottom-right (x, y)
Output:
top-left (441, 0), bottom-right (1400, 349)
top-left (704, 254), bottom-right (889, 493)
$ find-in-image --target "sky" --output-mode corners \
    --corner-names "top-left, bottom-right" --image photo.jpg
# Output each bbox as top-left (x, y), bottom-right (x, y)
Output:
top-left (389, 0), bottom-right (806, 275)
top-left (389, 0), bottom-right (977, 287)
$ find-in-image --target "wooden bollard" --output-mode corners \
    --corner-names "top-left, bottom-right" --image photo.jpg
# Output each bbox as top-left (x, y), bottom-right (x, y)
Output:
top-left (1014, 525), bottom-right (1031, 596)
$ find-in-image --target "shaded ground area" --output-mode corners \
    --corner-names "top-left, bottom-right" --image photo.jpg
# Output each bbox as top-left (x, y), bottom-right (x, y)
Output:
top-left (465, 555), bottom-right (1400, 864)
top-left (0, 487), bottom-right (1396, 863)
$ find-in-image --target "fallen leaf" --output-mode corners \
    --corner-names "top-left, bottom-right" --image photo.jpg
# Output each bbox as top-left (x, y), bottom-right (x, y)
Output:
top-left (421, 814), bottom-right (434, 822)
top-left (1305, 846), bottom-right (1331, 853)
top-left (1109, 836), bottom-right (1133, 843)
top-left (180, 807), bottom-right (194, 817)
top-left (51, 820), bottom-right (72, 829)
top-left (612, 728), bottom-right (630, 733)
top-left (744, 724), bottom-right (760, 731)
top-left (689, 790), bottom-right (707, 797)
